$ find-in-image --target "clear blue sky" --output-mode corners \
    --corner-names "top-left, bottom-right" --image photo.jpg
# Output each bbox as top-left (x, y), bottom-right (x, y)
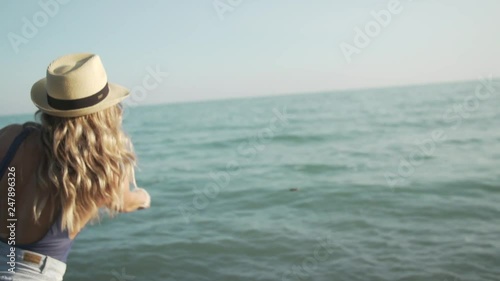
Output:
top-left (1, 0), bottom-right (499, 115)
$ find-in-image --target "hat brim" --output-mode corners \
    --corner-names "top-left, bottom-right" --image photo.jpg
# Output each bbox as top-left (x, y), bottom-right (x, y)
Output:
top-left (31, 78), bottom-right (130, 117)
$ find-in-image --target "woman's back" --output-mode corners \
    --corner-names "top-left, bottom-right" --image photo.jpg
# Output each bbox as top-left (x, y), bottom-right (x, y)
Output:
top-left (0, 124), bottom-right (91, 245)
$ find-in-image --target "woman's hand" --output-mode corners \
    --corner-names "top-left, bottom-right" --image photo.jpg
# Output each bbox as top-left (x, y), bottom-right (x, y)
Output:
top-left (121, 187), bottom-right (151, 213)
top-left (134, 187), bottom-right (151, 210)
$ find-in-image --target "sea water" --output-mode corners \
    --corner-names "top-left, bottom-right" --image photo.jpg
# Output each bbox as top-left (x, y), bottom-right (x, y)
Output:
top-left (1, 80), bottom-right (499, 281)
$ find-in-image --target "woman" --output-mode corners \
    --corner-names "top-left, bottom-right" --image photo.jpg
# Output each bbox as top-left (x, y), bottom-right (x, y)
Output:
top-left (0, 53), bottom-right (151, 280)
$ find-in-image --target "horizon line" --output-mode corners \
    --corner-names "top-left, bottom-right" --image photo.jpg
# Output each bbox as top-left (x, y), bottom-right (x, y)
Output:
top-left (1, 77), bottom-right (497, 118)
top-left (122, 76), bottom-right (499, 110)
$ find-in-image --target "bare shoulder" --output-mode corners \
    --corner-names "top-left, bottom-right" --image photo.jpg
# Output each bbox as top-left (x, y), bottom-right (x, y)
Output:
top-left (0, 124), bottom-right (23, 135)
top-left (0, 124), bottom-right (41, 157)
top-left (0, 124), bottom-right (23, 145)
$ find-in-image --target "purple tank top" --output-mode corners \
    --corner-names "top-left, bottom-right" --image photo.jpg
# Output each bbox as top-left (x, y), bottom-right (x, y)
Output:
top-left (15, 212), bottom-right (74, 263)
top-left (0, 125), bottom-right (74, 263)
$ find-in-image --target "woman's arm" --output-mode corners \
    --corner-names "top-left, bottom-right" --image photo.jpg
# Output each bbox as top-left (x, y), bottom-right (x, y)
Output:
top-left (116, 168), bottom-right (151, 213)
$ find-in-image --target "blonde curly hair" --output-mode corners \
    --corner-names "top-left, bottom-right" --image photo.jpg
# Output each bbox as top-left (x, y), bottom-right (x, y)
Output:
top-left (30, 103), bottom-right (136, 233)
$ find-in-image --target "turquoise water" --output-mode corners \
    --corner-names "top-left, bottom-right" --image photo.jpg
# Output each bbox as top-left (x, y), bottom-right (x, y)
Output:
top-left (1, 81), bottom-right (500, 281)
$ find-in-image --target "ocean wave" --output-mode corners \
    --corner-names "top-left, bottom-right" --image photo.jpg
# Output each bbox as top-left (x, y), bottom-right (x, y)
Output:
top-left (282, 163), bottom-right (352, 174)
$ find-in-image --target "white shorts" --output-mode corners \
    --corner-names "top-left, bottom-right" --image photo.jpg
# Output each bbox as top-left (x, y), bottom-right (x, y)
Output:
top-left (0, 241), bottom-right (66, 281)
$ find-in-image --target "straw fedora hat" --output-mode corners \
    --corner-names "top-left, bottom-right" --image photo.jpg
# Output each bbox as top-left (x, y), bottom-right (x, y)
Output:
top-left (31, 53), bottom-right (130, 117)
